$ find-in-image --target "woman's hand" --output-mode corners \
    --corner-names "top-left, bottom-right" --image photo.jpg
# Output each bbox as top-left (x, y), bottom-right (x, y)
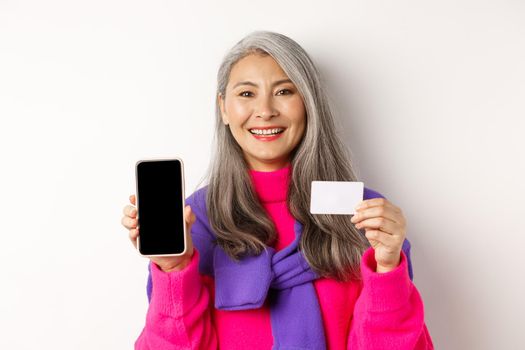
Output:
top-left (121, 194), bottom-right (196, 272)
top-left (350, 197), bottom-right (407, 273)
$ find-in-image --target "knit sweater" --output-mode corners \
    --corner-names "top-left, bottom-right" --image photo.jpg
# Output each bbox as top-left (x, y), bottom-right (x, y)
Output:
top-left (135, 164), bottom-right (434, 349)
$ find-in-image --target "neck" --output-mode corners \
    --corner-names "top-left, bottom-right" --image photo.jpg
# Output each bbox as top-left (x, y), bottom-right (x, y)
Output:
top-left (246, 158), bottom-right (291, 172)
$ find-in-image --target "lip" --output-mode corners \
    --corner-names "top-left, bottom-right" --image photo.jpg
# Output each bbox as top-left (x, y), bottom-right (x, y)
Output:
top-left (248, 126), bottom-right (286, 142)
top-left (251, 132), bottom-right (284, 142)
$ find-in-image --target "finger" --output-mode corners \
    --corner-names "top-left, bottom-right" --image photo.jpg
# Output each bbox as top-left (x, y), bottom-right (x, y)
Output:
top-left (365, 229), bottom-right (398, 249)
top-left (352, 206), bottom-right (401, 225)
top-left (129, 194), bottom-right (136, 205)
top-left (356, 198), bottom-right (399, 213)
top-left (354, 217), bottom-right (400, 235)
top-left (123, 204), bottom-right (137, 218)
top-left (130, 227), bottom-right (139, 240)
top-left (185, 205), bottom-right (196, 225)
top-left (189, 207), bottom-right (196, 225)
top-left (129, 228), bottom-right (138, 248)
top-left (121, 216), bottom-right (138, 230)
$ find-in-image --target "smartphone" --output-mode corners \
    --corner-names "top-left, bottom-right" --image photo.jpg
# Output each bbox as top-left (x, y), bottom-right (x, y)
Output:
top-left (135, 157), bottom-right (187, 257)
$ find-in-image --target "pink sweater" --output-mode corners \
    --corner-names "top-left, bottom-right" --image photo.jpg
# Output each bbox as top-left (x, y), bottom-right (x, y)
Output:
top-left (135, 165), bottom-right (434, 349)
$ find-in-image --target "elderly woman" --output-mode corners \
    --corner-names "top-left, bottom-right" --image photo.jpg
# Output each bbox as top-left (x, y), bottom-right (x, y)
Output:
top-left (122, 30), bottom-right (434, 349)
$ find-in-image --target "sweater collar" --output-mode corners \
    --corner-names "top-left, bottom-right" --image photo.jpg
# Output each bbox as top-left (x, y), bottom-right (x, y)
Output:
top-left (248, 163), bottom-right (291, 203)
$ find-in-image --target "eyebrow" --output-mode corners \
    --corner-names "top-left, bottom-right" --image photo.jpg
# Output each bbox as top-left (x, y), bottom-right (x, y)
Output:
top-left (232, 78), bottom-right (293, 89)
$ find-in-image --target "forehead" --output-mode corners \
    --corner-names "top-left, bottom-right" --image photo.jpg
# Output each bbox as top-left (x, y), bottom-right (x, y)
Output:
top-left (228, 54), bottom-right (288, 85)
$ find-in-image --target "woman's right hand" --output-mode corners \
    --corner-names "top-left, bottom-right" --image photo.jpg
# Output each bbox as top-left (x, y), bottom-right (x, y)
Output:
top-left (121, 194), bottom-right (196, 272)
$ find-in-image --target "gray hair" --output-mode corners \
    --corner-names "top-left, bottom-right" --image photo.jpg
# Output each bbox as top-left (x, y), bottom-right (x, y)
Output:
top-left (198, 30), bottom-right (369, 281)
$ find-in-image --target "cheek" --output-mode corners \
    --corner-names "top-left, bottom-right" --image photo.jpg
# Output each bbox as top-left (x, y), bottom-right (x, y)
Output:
top-left (288, 99), bottom-right (306, 133)
top-left (226, 99), bottom-right (251, 122)
top-left (281, 95), bottom-right (305, 116)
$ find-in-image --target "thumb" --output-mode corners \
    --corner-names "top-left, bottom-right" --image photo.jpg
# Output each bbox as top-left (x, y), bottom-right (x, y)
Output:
top-left (184, 206), bottom-right (195, 254)
top-left (185, 205), bottom-right (196, 226)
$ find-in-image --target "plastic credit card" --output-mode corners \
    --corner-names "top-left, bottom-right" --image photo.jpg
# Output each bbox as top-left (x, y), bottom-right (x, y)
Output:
top-left (310, 181), bottom-right (364, 215)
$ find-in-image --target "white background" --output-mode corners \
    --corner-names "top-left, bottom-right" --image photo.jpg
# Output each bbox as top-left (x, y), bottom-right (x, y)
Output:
top-left (1, 1), bottom-right (524, 349)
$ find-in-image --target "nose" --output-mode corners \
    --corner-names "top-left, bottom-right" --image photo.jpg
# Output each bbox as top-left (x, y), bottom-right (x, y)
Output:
top-left (256, 94), bottom-right (278, 120)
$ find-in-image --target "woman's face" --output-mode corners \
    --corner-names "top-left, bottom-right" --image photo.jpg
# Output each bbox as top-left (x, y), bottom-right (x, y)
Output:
top-left (218, 53), bottom-right (306, 172)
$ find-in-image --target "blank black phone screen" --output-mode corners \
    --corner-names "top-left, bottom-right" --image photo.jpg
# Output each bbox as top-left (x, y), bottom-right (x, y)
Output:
top-left (136, 159), bottom-right (185, 255)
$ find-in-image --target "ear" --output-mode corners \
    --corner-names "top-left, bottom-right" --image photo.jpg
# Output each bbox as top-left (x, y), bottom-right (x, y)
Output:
top-left (218, 93), bottom-right (228, 125)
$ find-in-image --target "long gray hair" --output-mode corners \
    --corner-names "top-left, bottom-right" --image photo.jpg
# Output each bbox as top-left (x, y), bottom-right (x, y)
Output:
top-left (200, 30), bottom-right (369, 281)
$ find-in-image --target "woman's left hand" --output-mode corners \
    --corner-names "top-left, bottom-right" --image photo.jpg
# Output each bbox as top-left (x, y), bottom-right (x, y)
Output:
top-left (350, 198), bottom-right (407, 273)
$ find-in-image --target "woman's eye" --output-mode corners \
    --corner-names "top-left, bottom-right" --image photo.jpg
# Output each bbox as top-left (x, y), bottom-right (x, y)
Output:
top-left (277, 89), bottom-right (292, 95)
top-left (239, 91), bottom-right (253, 97)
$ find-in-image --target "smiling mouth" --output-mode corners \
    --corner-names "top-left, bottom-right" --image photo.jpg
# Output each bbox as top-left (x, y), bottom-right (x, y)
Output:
top-left (248, 128), bottom-right (286, 136)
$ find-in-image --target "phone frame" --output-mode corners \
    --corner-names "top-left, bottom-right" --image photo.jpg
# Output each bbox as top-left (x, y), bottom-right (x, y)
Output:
top-left (134, 157), bottom-right (187, 257)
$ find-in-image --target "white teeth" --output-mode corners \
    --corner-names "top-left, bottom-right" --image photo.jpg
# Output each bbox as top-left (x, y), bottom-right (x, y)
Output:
top-left (250, 128), bottom-right (284, 135)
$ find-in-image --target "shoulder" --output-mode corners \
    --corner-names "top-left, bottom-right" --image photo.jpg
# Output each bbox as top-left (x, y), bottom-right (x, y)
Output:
top-left (185, 185), bottom-right (209, 215)
top-left (364, 186), bottom-right (387, 200)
